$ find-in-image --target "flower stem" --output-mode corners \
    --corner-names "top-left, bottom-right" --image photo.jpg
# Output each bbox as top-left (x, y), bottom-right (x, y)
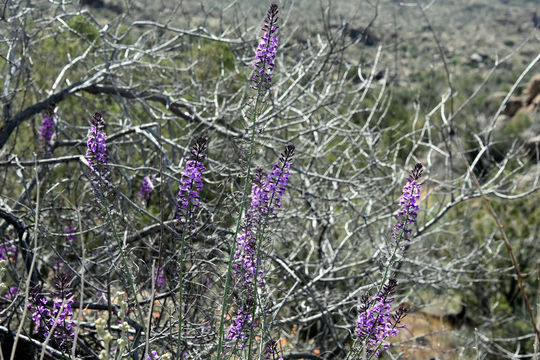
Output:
top-left (177, 225), bottom-right (187, 360)
top-left (100, 192), bottom-right (145, 325)
top-left (216, 93), bottom-right (263, 359)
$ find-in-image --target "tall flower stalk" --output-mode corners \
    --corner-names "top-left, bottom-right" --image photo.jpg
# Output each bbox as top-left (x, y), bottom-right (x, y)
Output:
top-left (86, 111), bottom-right (110, 189)
top-left (348, 163), bottom-right (423, 359)
top-left (352, 279), bottom-right (407, 358)
top-left (176, 137), bottom-right (207, 360)
top-left (250, 146), bottom-right (294, 358)
top-left (251, 4), bottom-right (279, 91)
top-left (378, 162), bottom-right (424, 293)
top-left (85, 111), bottom-right (145, 326)
top-left (226, 145), bottom-right (294, 355)
top-left (216, 4), bottom-right (280, 359)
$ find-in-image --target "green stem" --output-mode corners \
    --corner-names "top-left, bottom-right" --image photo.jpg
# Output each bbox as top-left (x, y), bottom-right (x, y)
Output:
top-left (344, 339), bottom-right (358, 360)
top-left (176, 147), bottom-right (203, 359)
top-left (377, 240), bottom-right (400, 295)
top-left (100, 192), bottom-right (145, 325)
top-left (216, 93), bottom-right (263, 359)
top-left (247, 227), bottom-right (267, 359)
top-left (249, 161), bottom-right (288, 359)
top-left (376, 208), bottom-right (413, 295)
top-left (176, 224), bottom-right (187, 360)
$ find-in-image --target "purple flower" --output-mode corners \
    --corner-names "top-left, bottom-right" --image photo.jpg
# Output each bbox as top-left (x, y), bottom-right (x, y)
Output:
top-left (264, 340), bottom-right (282, 360)
top-left (354, 279), bottom-right (407, 358)
top-left (249, 145), bottom-right (294, 221)
top-left (392, 163), bottom-right (423, 242)
top-left (29, 273), bottom-right (75, 351)
top-left (65, 226), bottom-right (76, 242)
top-left (233, 145), bottom-right (294, 288)
top-left (145, 351), bottom-right (160, 360)
top-left (176, 137), bottom-right (207, 227)
top-left (0, 242), bottom-right (17, 261)
top-left (85, 111), bottom-right (110, 187)
top-left (40, 108), bottom-right (55, 147)
top-left (233, 230), bottom-right (265, 289)
top-left (4, 287), bottom-right (19, 300)
top-left (251, 4), bottom-right (279, 90)
top-left (31, 301), bottom-right (51, 332)
top-left (226, 303), bottom-right (254, 349)
top-left (154, 266), bottom-right (165, 291)
top-left (138, 174), bottom-right (154, 200)
top-left (228, 145), bottom-right (294, 348)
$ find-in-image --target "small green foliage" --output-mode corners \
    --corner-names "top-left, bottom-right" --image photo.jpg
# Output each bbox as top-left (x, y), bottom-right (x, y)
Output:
top-left (67, 15), bottom-right (99, 42)
top-left (192, 39), bottom-right (236, 81)
top-left (506, 111), bottom-right (533, 136)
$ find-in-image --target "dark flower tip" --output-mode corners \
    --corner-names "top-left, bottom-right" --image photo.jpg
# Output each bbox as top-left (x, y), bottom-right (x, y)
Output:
top-left (251, 4), bottom-right (280, 90)
top-left (409, 163), bottom-right (423, 182)
top-left (92, 111), bottom-right (104, 127)
top-left (281, 144), bottom-right (295, 163)
top-left (191, 136), bottom-right (208, 159)
top-left (263, 4), bottom-right (279, 33)
top-left (394, 303), bottom-right (409, 321)
top-left (176, 137), bottom-right (207, 225)
top-left (381, 278), bottom-right (398, 298)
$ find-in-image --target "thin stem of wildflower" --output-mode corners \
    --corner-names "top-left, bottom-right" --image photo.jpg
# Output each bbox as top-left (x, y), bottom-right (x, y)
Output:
top-left (344, 340), bottom-right (356, 360)
top-left (158, 122), bottom-right (168, 355)
top-left (249, 161), bottom-right (288, 359)
top-left (377, 227), bottom-right (405, 295)
top-left (366, 343), bottom-right (381, 360)
top-left (257, 313), bottom-right (268, 359)
top-left (247, 224), bottom-right (269, 357)
top-left (100, 192), bottom-right (145, 325)
top-left (177, 224), bottom-right (188, 360)
top-left (376, 181), bottom-right (418, 295)
top-left (347, 341), bottom-right (366, 360)
top-left (216, 94), bottom-right (263, 359)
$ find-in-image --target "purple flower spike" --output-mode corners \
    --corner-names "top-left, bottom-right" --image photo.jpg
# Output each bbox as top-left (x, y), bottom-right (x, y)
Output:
top-left (233, 145), bottom-right (295, 289)
top-left (228, 145), bottom-right (294, 349)
top-left (176, 137), bottom-right (207, 227)
top-left (250, 145), bottom-right (294, 220)
top-left (355, 279), bottom-right (407, 358)
top-left (392, 163), bottom-right (423, 242)
top-left (40, 105), bottom-right (55, 148)
top-left (29, 273), bottom-right (75, 351)
top-left (226, 303), bottom-right (254, 349)
top-left (86, 111), bottom-right (110, 187)
top-left (267, 144), bottom-right (294, 212)
top-left (251, 4), bottom-right (279, 90)
top-left (138, 174), bottom-right (155, 200)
